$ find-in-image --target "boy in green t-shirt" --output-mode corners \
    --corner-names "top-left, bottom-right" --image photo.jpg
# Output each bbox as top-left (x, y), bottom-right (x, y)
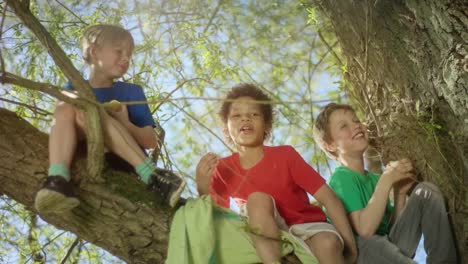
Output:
top-left (313, 103), bottom-right (457, 263)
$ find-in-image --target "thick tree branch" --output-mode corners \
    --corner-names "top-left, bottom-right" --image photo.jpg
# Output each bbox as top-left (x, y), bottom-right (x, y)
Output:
top-left (5, 0), bottom-right (104, 181)
top-left (0, 107), bottom-right (172, 263)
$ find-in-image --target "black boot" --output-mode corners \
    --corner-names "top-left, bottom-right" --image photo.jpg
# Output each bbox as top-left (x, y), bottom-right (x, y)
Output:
top-left (148, 168), bottom-right (186, 207)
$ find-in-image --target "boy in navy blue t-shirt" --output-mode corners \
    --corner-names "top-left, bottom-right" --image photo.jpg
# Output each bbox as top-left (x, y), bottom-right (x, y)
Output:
top-left (34, 25), bottom-right (185, 213)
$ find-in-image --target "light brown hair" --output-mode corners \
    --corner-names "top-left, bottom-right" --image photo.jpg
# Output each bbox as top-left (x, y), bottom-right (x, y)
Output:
top-left (81, 24), bottom-right (134, 64)
top-left (313, 103), bottom-right (355, 158)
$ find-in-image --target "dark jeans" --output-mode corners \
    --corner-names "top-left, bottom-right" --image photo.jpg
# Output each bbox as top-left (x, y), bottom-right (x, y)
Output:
top-left (357, 182), bottom-right (457, 264)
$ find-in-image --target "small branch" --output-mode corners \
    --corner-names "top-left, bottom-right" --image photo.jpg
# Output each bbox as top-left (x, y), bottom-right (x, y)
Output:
top-left (23, 230), bottom-right (67, 264)
top-left (1, 71), bottom-right (87, 106)
top-left (361, 0), bottom-right (382, 137)
top-left (0, 97), bottom-right (52, 116)
top-left (60, 237), bottom-right (80, 264)
top-left (316, 29), bottom-right (343, 67)
top-left (202, 0), bottom-right (222, 34)
top-left (169, 101), bottom-right (233, 152)
top-left (54, 0), bottom-right (87, 24)
top-left (152, 78), bottom-right (212, 114)
top-left (0, 1), bottom-right (7, 82)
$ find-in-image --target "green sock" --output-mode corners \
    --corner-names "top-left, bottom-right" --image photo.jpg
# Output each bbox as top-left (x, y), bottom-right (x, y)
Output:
top-left (135, 157), bottom-right (156, 184)
top-left (48, 163), bottom-right (71, 181)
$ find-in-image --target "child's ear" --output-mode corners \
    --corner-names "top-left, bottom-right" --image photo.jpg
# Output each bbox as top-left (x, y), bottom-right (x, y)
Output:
top-left (324, 141), bottom-right (337, 154)
top-left (88, 44), bottom-right (98, 60)
top-left (222, 126), bottom-right (229, 138)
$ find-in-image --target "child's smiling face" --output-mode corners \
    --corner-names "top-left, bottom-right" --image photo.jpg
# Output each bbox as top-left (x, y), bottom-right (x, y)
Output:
top-left (91, 39), bottom-right (133, 80)
top-left (326, 109), bottom-right (368, 158)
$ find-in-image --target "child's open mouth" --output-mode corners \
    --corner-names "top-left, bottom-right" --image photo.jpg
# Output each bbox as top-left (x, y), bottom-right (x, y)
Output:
top-left (240, 126), bottom-right (253, 133)
top-left (352, 131), bottom-right (365, 139)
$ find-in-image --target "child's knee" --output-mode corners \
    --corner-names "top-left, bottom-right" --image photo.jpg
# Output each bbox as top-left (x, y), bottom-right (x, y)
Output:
top-left (309, 232), bottom-right (342, 252)
top-left (54, 102), bottom-right (76, 120)
top-left (247, 192), bottom-right (274, 215)
top-left (412, 181), bottom-right (444, 202)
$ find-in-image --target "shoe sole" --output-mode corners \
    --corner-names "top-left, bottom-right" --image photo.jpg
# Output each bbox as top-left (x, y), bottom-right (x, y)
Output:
top-left (35, 189), bottom-right (80, 214)
top-left (169, 180), bottom-right (186, 208)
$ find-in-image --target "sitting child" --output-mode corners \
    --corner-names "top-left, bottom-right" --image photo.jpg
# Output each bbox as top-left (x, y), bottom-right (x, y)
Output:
top-left (34, 24), bottom-right (185, 213)
top-left (313, 103), bottom-right (457, 263)
top-left (196, 84), bottom-right (357, 264)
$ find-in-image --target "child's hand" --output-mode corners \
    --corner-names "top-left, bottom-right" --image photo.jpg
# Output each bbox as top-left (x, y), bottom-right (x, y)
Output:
top-left (344, 249), bottom-right (358, 264)
top-left (382, 159), bottom-right (415, 184)
top-left (108, 104), bottom-right (129, 123)
top-left (394, 177), bottom-right (416, 196)
top-left (196, 153), bottom-right (218, 195)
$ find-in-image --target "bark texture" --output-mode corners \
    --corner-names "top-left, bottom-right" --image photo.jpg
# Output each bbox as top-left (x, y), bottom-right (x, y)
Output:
top-left (0, 108), bottom-right (173, 263)
top-left (316, 0), bottom-right (467, 261)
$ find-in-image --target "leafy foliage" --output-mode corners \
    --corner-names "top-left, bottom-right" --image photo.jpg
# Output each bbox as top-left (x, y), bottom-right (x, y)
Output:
top-left (0, 0), bottom-right (343, 262)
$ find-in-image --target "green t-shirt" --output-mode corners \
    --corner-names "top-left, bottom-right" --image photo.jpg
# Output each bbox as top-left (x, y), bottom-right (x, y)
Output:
top-left (328, 166), bottom-right (394, 236)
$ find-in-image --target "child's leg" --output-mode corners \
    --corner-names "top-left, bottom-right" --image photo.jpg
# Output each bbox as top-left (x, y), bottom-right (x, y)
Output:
top-left (389, 182), bottom-right (457, 263)
top-left (304, 231), bottom-right (344, 264)
top-left (49, 102), bottom-right (82, 178)
top-left (356, 235), bottom-right (416, 264)
top-left (35, 103), bottom-right (81, 214)
top-left (100, 111), bottom-right (146, 168)
top-left (101, 111), bottom-right (185, 207)
top-left (246, 192), bottom-right (282, 264)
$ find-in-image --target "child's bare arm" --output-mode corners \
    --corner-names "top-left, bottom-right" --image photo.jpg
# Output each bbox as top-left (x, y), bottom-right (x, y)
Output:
top-left (349, 159), bottom-right (415, 238)
top-left (108, 106), bottom-right (157, 149)
top-left (315, 184), bottom-right (357, 263)
top-left (195, 153), bottom-right (218, 195)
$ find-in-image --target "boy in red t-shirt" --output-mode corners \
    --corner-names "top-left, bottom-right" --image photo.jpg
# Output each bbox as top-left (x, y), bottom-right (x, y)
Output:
top-left (196, 84), bottom-right (357, 264)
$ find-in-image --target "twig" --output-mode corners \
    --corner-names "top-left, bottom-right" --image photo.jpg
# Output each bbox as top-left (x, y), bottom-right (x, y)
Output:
top-left (24, 230), bottom-right (67, 264)
top-left (0, 97), bottom-right (52, 116)
top-left (360, 0), bottom-right (382, 137)
top-left (60, 237), bottom-right (80, 264)
top-left (169, 100), bottom-right (233, 151)
top-left (202, 0), bottom-right (222, 34)
top-left (152, 78), bottom-right (211, 114)
top-left (316, 29), bottom-right (343, 67)
top-left (0, 1), bottom-right (7, 83)
top-left (112, 96), bottom-right (338, 108)
top-left (54, 0), bottom-right (87, 24)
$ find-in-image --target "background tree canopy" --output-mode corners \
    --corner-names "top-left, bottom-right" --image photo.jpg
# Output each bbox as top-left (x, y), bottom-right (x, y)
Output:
top-left (0, 0), bottom-right (466, 263)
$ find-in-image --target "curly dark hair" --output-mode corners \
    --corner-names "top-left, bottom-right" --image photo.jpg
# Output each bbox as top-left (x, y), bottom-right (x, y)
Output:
top-left (219, 83), bottom-right (274, 144)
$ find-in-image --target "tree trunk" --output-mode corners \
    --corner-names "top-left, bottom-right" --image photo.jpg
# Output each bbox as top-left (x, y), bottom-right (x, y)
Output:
top-left (0, 107), bottom-right (172, 263)
top-left (316, 0), bottom-right (467, 260)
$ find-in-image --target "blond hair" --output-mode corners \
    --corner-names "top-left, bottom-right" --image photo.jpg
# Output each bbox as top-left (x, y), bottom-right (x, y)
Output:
top-left (81, 24), bottom-right (134, 64)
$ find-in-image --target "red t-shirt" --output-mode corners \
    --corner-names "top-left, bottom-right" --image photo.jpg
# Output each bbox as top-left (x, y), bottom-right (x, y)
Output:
top-left (210, 145), bottom-right (327, 225)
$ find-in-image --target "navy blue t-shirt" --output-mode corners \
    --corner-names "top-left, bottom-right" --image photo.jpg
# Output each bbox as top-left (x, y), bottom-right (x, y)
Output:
top-left (64, 81), bottom-right (155, 128)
